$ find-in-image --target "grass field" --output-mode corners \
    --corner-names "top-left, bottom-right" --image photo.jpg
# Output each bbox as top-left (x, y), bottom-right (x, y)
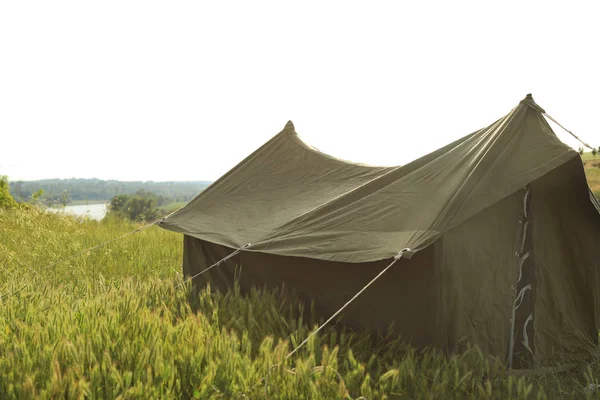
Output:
top-left (582, 152), bottom-right (600, 197)
top-left (158, 201), bottom-right (188, 215)
top-left (3, 161), bottom-right (600, 398)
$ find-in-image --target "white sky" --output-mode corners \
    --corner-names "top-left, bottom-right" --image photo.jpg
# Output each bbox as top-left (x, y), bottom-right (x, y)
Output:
top-left (1, 1), bottom-right (598, 182)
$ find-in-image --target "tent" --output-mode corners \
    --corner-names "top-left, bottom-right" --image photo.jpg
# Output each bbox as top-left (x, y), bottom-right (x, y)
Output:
top-left (158, 94), bottom-right (600, 369)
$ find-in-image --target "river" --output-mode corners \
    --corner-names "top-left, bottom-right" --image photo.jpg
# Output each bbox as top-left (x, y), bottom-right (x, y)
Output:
top-left (46, 203), bottom-right (108, 220)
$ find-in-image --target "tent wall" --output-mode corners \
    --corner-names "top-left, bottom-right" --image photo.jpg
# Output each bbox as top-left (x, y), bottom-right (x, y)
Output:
top-left (531, 157), bottom-right (600, 366)
top-left (183, 235), bottom-right (441, 348)
top-left (437, 190), bottom-right (522, 359)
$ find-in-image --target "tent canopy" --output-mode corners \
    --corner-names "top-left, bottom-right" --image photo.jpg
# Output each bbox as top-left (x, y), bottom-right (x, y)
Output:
top-left (158, 94), bottom-right (582, 262)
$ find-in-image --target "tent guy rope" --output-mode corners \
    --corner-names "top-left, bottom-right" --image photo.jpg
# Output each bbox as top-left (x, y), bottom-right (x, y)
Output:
top-left (261, 248), bottom-right (410, 399)
top-left (543, 113), bottom-right (598, 153)
top-left (171, 244), bottom-right (412, 358)
top-left (174, 243), bottom-right (252, 289)
top-left (285, 248), bottom-right (411, 359)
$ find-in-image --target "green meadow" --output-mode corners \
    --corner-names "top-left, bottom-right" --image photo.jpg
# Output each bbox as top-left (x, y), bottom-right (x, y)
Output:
top-left (2, 153), bottom-right (600, 399)
top-left (582, 152), bottom-right (600, 197)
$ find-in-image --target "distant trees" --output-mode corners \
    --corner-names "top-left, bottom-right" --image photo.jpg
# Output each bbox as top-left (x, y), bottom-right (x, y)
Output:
top-left (0, 176), bottom-right (54, 209)
top-left (107, 190), bottom-right (164, 222)
top-left (3, 176), bottom-right (199, 220)
top-left (9, 178), bottom-right (210, 204)
top-left (0, 176), bottom-right (17, 209)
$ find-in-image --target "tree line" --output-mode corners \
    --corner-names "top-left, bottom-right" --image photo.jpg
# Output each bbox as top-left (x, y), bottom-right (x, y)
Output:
top-left (8, 178), bottom-right (210, 205)
top-left (1, 176), bottom-right (198, 222)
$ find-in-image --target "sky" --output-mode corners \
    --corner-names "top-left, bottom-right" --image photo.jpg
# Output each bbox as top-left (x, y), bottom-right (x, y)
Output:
top-left (1, 1), bottom-right (599, 182)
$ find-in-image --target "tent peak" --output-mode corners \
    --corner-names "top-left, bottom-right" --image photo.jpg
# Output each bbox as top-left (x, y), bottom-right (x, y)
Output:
top-left (284, 120), bottom-right (295, 132)
top-left (519, 93), bottom-right (545, 114)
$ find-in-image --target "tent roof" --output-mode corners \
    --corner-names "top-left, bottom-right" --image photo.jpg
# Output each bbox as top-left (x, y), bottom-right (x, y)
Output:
top-left (158, 94), bottom-right (583, 263)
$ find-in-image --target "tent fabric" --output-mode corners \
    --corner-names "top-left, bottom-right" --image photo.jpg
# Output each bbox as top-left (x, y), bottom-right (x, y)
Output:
top-left (158, 94), bottom-right (600, 367)
top-left (159, 95), bottom-right (579, 263)
top-left (435, 189), bottom-right (523, 359)
top-left (182, 236), bottom-right (440, 350)
top-left (530, 157), bottom-right (600, 365)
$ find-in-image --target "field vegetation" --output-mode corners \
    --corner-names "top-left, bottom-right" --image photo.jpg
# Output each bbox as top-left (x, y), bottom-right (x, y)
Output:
top-left (582, 152), bottom-right (600, 198)
top-left (2, 156), bottom-right (600, 398)
top-left (0, 208), bottom-right (572, 399)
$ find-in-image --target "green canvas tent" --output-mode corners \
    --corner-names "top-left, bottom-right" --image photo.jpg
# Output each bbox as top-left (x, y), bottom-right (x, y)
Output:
top-left (158, 94), bottom-right (600, 369)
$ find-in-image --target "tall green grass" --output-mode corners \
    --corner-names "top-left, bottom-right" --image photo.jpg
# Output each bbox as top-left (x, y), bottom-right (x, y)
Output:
top-left (1, 208), bottom-right (599, 399)
top-left (582, 152), bottom-right (600, 198)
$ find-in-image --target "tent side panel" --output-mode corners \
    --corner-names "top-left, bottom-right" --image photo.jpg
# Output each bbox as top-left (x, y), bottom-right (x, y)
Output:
top-left (182, 235), bottom-right (442, 348)
top-left (183, 234), bottom-right (240, 292)
top-left (531, 157), bottom-right (600, 366)
top-left (439, 191), bottom-right (522, 359)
